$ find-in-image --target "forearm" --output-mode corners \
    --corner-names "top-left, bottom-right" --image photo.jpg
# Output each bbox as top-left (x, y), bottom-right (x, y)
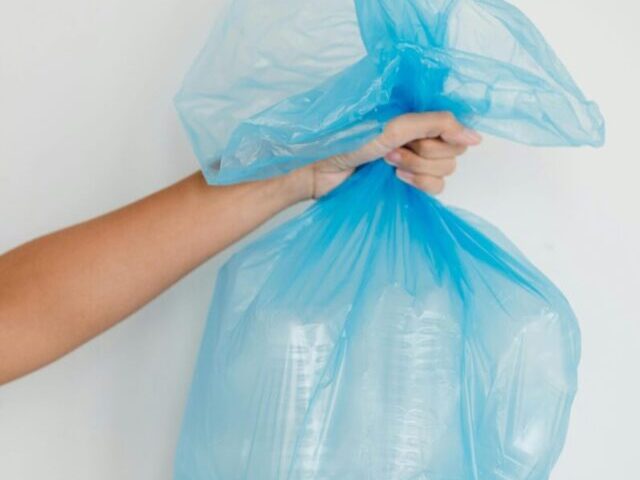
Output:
top-left (0, 170), bottom-right (310, 384)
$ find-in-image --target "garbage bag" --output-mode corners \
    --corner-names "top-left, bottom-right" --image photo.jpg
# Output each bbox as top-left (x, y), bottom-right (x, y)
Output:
top-left (174, 1), bottom-right (604, 479)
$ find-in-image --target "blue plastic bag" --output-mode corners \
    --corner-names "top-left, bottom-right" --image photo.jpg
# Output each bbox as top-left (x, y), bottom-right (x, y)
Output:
top-left (174, 1), bottom-right (604, 479)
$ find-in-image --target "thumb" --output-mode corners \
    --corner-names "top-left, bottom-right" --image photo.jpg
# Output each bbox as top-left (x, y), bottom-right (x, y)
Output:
top-left (440, 126), bottom-right (483, 146)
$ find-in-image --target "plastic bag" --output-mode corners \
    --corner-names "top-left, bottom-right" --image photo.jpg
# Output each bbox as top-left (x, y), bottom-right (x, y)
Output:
top-left (174, 1), bottom-right (604, 479)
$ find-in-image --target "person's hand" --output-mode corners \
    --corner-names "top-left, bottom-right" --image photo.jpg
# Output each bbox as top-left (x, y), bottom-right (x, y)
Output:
top-left (297, 112), bottom-right (482, 199)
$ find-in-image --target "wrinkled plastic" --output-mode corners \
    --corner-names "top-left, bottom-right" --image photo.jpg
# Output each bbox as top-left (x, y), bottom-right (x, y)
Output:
top-left (174, 1), bottom-right (604, 479)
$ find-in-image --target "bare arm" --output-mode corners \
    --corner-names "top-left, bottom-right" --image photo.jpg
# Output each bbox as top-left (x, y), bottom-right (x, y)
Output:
top-left (0, 170), bottom-right (311, 385)
top-left (0, 112), bottom-right (479, 385)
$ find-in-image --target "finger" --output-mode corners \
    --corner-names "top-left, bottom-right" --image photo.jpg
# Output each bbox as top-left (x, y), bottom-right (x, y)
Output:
top-left (407, 138), bottom-right (467, 159)
top-left (382, 112), bottom-right (481, 149)
top-left (396, 170), bottom-right (445, 195)
top-left (330, 112), bottom-right (480, 169)
top-left (386, 148), bottom-right (457, 177)
top-left (441, 125), bottom-right (483, 147)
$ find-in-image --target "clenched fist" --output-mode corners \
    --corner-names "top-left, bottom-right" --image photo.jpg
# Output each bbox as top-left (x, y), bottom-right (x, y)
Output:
top-left (295, 112), bottom-right (482, 199)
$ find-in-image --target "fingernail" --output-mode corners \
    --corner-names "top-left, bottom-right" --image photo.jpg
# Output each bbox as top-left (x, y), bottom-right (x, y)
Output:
top-left (385, 150), bottom-right (402, 165)
top-left (396, 170), bottom-right (415, 185)
top-left (460, 128), bottom-right (482, 145)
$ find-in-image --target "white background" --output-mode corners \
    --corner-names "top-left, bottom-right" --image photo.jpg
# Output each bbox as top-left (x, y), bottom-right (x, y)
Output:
top-left (0, 0), bottom-right (638, 479)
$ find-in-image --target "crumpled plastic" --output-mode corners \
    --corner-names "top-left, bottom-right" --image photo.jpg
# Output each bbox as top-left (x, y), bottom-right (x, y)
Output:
top-left (173, 1), bottom-right (604, 479)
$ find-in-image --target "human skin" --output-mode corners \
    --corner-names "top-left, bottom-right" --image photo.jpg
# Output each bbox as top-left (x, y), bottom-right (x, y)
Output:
top-left (0, 112), bottom-right (481, 385)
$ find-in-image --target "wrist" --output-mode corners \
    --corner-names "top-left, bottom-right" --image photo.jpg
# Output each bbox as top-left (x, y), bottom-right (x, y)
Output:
top-left (277, 166), bottom-right (314, 205)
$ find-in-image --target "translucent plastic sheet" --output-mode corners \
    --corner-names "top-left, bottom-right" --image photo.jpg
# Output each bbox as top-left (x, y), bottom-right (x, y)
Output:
top-left (174, 1), bottom-right (604, 479)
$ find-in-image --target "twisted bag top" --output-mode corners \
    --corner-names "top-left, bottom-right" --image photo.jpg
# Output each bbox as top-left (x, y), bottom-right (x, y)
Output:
top-left (176, 0), bottom-right (603, 184)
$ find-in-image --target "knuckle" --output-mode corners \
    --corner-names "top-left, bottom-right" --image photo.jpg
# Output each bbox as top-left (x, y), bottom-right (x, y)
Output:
top-left (438, 112), bottom-right (464, 137)
top-left (382, 119), bottom-right (404, 148)
top-left (436, 111), bottom-right (456, 127)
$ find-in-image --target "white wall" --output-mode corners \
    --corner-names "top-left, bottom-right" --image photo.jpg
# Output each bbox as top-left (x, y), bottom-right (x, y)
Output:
top-left (0, 1), bottom-right (637, 479)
